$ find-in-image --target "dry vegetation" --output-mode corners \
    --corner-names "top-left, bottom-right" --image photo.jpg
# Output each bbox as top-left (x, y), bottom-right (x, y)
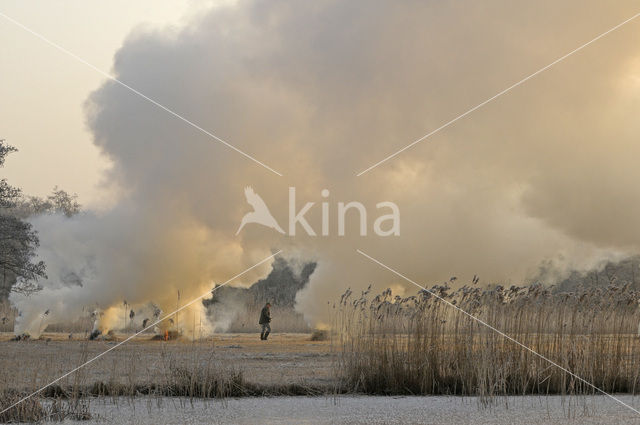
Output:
top-left (4, 282), bottom-right (640, 421)
top-left (332, 283), bottom-right (640, 399)
top-left (0, 333), bottom-right (332, 422)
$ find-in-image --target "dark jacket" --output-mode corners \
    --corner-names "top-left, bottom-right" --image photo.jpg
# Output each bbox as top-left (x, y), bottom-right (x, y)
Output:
top-left (259, 306), bottom-right (271, 324)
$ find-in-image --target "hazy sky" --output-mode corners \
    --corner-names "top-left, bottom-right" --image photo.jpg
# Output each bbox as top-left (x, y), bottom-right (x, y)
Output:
top-left (0, 0), bottom-right (232, 207)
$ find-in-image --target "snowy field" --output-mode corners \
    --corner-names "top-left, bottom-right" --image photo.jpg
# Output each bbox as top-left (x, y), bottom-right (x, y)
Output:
top-left (65, 395), bottom-right (640, 425)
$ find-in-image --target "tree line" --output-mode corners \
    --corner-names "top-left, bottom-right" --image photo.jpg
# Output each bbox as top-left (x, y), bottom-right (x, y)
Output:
top-left (0, 139), bottom-right (80, 300)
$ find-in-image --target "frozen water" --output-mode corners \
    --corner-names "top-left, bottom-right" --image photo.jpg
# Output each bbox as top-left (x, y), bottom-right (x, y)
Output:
top-left (62, 395), bottom-right (640, 424)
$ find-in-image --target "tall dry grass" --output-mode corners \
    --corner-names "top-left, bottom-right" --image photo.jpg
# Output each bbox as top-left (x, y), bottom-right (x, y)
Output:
top-left (333, 283), bottom-right (640, 399)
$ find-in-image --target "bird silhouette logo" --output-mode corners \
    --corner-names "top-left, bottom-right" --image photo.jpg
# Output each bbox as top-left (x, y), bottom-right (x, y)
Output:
top-left (236, 186), bottom-right (285, 235)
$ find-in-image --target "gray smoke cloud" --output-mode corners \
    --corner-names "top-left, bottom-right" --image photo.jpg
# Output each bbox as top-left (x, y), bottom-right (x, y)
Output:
top-left (11, 0), bottom-right (640, 333)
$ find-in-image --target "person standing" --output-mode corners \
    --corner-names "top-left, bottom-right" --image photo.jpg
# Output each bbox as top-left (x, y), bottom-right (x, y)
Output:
top-left (259, 302), bottom-right (271, 340)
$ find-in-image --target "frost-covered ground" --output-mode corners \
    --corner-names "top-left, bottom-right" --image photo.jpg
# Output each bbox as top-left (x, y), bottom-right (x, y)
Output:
top-left (65, 395), bottom-right (640, 424)
top-left (4, 334), bottom-right (640, 424)
top-left (0, 332), bottom-right (334, 389)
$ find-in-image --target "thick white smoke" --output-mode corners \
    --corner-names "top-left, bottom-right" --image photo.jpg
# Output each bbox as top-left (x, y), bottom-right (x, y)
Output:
top-left (11, 0), bottom-right (640, 334)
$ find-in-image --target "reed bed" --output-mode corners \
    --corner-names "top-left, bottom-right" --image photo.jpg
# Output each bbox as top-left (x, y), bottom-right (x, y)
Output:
top-left (333, 283), bottom-right (640, 398)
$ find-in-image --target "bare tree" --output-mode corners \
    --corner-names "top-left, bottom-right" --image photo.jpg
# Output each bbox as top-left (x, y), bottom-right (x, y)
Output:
top-left (0, 140), bottom-right (46, 298)
top-left (15, 187), bottom-right (81, 218)
top-left (0, 143), bottom-right (20, 209)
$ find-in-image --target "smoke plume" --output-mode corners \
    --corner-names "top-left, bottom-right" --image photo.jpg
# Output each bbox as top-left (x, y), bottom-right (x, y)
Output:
top-left (10, 0), bottom-right (640, 334)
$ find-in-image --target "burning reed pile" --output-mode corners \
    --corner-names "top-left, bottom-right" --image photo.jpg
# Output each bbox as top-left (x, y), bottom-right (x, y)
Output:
top-left (333, 283), bottom-right (640, 398)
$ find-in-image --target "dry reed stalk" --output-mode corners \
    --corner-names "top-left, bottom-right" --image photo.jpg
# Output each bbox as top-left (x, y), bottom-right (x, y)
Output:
top-left (333, 283), bottom-right (640, 397)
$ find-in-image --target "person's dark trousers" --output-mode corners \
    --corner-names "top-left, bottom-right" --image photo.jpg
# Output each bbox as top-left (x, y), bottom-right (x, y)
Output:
top-left (260, 323), bottom-right (271, 340)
